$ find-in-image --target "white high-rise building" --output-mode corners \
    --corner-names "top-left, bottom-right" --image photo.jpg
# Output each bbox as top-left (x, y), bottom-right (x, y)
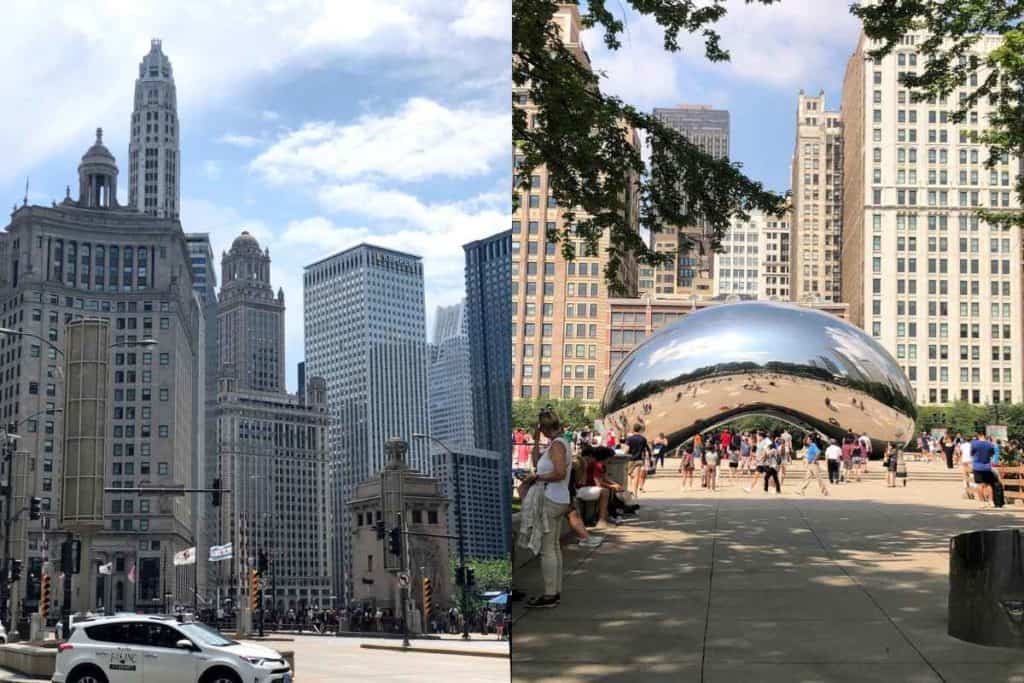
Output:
top-left (842, 30), bottom-right (1022, 405)
top-left (128, 39), bottom-right (180, 217)
top-left (713, 209), bottom-right (791, 300)
top-left (428, 301), bottom-right (475, 450)
top-left (303, 244), bottom-right (430, 603)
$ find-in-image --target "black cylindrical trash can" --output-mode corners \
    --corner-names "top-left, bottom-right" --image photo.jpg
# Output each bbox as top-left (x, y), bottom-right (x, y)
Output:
top-left (16, 617), bottom-right (29, 641)
top-left (949, 528), bottom-right (1024, 647)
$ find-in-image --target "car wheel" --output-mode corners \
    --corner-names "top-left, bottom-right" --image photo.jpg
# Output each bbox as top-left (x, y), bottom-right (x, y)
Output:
top-left (68, 667), bottom-right (108, 683)
top-left (200, 667), bottom-right (242, 683)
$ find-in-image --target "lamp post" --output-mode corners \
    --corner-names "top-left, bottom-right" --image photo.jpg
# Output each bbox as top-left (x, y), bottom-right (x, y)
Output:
top-left (411, 433), bottom-right (470, 641)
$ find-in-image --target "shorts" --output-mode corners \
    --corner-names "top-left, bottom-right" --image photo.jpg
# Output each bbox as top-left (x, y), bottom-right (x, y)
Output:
top-left (576, 485), bottom-right (604, 502)
top-left (729, 461), bottom-right (739, 468)
top-left (756, 465), bottom-right (765, 473)
top-left (973, 470), bottom-right (997, 485)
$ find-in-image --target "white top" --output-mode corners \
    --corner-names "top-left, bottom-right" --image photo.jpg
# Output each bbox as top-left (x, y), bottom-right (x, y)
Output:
top-left (959, 441), bottom-right (973, 464)
top-left (537, 437), bottom-right (571, 505)
top-left (825, 444), bottom-right (842, 461)
top-left (757, 438), bottom-right (772, 457)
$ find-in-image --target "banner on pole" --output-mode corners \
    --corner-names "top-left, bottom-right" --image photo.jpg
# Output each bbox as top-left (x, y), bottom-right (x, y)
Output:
top-left (208, 543), bottom-right (233, 562)
top-left (98, 562), bottom-right (112, 575)
top-left (173, 547), bottom-right (196, 566)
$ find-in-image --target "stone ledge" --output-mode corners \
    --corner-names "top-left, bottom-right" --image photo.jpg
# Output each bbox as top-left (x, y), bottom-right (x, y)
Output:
top-left (0, 644), bottom-right (55, 678)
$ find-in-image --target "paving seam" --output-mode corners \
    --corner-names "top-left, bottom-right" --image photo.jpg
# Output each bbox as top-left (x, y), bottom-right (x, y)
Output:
top-left (699, 499), bottom-right (719, 683)
top-left (790, 499), bottom-right (948, 683)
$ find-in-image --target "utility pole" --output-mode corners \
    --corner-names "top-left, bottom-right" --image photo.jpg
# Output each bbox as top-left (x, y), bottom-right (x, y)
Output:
top-left (399, 512), bottom-right (409, 648)
top-left (0, 426), bottom-right (15, 630)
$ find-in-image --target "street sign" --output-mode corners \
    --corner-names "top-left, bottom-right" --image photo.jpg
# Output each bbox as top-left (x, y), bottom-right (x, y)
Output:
top-left (398, 572), bottom-right (409, 588)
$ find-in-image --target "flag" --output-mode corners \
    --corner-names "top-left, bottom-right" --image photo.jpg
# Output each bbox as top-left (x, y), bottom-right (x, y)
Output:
top-left (127, 563), bottom-right (136, 584)
top-left (208, 543), bottom-right (233, 562)
top-left (173, 547), bottom-right (196, 566)
top-left (98, 562), bottom-right (112, 575)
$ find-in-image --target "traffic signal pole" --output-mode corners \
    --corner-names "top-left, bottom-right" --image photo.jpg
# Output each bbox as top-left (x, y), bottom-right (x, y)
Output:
top-left (0, 430), bottom-right (13, 630)
top-left (453, 450), bottom-right (470, 641)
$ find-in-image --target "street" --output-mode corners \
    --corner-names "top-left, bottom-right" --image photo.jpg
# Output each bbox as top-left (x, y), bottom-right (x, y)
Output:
top-left (238, 634), bottom-right (509, 682)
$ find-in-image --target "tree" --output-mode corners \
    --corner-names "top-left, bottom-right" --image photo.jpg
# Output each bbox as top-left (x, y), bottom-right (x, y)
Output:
top-left (853, 0), bottom-right (1024, 228)
top-left (513, 0), bottom-right (785, 292)
top-left (450, 557), bottom-right (511, 609)
top-left (512, 397), bottom-right (598, 431)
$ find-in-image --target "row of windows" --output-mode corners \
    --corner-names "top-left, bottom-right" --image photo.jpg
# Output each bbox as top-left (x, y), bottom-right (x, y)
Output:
top-left (518, 385), bottom-right (598, 401)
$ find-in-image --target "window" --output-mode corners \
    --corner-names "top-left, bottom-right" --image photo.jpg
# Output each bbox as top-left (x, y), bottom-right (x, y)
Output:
top-left (158, 425), bottom-right (168, 438)
top-left (157, 462), bottom-right (169, 476)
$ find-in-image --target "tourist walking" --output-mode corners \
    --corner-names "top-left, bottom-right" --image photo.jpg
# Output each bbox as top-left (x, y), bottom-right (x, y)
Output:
top-left (959, 436), bottom-right (974, 497)
top-left (970, 431), bottom-right (998, 506)
top-left (825, 438), bottom-right (842, 484)
top-left (704, 443), bottom-right (721, 492)
top-left (678, 444), bottom-right (695, 489)
top-left (884, 443), bottom-right (899, 487)
top-left (520, 407), bottom-right (572, 608)
top-left (652, 432), bottom-right (668, 469)
top-left (626, 424), bottom-right (652, 497)
top-left (514, 428), bottom-right (530, 466)
top-left (942, 436), bottom-right (955, 469)
top-left (763, 445), bottom-right (782, 493)
top-left (797, 435), bottom-right (829, 496)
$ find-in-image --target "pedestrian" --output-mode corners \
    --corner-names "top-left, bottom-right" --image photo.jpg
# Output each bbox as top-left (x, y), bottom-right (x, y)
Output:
top-left (678, 444), bottom-right (695, 489)
top-left (763, 445), bottom-right (781, 494)
top-left (959, 436), bottom-right (974, 497)
top-left (521, 406), bottom-right (571, 609)
top-left (626, 424), bottom-right (652, 497)
top-left (825, 438), bottom-right (842, 484)
top-left (652, 432), bottom-right (668, 469)
top-left (971, 430), bottom-right (998, 506)
top-left (797, 435), bottom-right (829, 496)
top-left (705, 443), bottom-right (720, 492)
top-left (514, 428), bottom-right (530, 466)
top-left (884, 443), bottom-right (898, 487)
top-left (942, 436), bottom-right (955, 469)
top-left (742, 432), bottom-right (769, 493)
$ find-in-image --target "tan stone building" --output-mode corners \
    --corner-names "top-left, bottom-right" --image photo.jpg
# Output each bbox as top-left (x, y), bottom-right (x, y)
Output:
top-left (713, 209), bottom-right (791, 301)
top-left (512, 3), bottom-right (640, 403)
top-left (348, 441), bottom-right (451, 631)
top-left (841, 30), bottom-right (1022, 405)
top-left (790, 90), bottom-right (844, 304)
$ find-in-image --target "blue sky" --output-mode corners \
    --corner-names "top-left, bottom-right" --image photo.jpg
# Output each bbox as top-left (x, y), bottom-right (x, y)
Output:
top-left (584, 0), bottom-right (862, 192)
top-left (0, 1), bottom-right (510, 392)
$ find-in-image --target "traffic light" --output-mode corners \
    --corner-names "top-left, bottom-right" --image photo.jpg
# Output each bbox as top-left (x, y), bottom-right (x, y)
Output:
top-left (422, 577), bottom-right (432, 621)
top-left (29, 497), bottom-right (41, 521)
top-left (375, 520), bottom-right (386, 540)
top-left (250, 570), bottom-right (260, 610)
top-left (9, 560), bottom-right (22, 583)
top-left (257, 550), bottom-right (268, 575)
top-left (212, 478), bottom-right (221, 507)
top-left (455, 566), bottom-right (465, 586)
top-left (39, 574), bottom-right (50, 622)
top-left (387, 527), bottom-right (402, 556)
top-left (466, 567), bottom-right (475, 587)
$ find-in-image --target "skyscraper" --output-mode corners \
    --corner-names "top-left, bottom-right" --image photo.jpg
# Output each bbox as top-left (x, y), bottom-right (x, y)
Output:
top-left (647, 105), bottom-right (730, 298)
top-left (790, 90), bottom-right (843, 303)
top-left (428, 301), bottom-right (475, 450)
top-left (713, 209), bottom-right (791, 300)
top-left (216, 232), bottom-right (332, 611)
top-left (0, 129), bottom-right (201, 614)
top-left (218, 231), bottom-right (285, 393)
top-left (512, 4), bottom-right (640, 406)
top-left (841, 29), bottom-right (1022, 405)
top-left (303, 244), bottom-right (430, 603)
top-left (128, 39), bottom-right (180, 218)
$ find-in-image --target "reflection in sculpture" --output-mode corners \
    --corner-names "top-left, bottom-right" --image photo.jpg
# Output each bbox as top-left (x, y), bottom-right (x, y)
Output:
top-left (600, 302), bottom-right (916, 453)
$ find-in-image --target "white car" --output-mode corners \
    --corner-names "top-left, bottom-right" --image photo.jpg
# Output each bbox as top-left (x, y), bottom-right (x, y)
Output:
top-left (52, 614), bottom-right (291, 683)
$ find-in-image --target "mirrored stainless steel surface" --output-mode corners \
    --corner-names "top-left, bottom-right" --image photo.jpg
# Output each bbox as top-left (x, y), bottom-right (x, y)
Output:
top-left (601, 301), bottom-right (916, 452)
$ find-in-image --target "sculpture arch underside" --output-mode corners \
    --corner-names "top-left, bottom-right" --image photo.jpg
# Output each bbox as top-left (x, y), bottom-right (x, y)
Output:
top-left (600, 302), bottom-right (917, 455)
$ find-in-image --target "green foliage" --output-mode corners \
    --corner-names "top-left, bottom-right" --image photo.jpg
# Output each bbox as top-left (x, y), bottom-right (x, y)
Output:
top-left (914, 401), bottom-right (1024, 443)
top-left (853, 0), bottom-right (1024, 228)
top-left (449, 557), bottom-right (511, 608)
top-left (513, 0), bottom-right (785, 292)
top-left (512, 398), bottom-right (598, 431)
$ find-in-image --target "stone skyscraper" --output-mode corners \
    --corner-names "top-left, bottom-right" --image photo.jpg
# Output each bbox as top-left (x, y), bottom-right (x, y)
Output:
top-left (645, 105), bottom-right (730, 298)
top-left (790, 90), bottom-right (843, 303)
top-left (303, 244), bottom-right (430, 603)
top-left (128, 39), bottom-right (180, 217)
top-left (842, 29), bottom-right (1022, 405)
top-left (218, 232), bottom-right (285, 393)
top-left (712, 209), bottom-right (791, 300)
top-left (215, 232), bottom-right (332, 611)
top-left (0, 129), bottom-right (201, 614)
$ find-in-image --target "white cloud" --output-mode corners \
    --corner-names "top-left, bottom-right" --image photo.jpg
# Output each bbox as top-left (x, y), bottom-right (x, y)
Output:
top-left (218, 134), bottom-right (263, 148)
top-left (452, 0), bottom-right (511, 41)
top-left (251, 98), bottom-right (509, 185)
top-left (0, 0), bottom-right (509, 185)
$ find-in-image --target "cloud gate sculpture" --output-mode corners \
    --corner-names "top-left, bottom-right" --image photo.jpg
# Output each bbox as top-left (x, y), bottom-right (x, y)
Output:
top-left (600, 301), bottom-right (917, 453)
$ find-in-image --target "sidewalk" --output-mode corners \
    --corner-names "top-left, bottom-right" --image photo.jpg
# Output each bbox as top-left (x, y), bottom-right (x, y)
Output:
top-left (512, 460), bottom-right (1024, 682)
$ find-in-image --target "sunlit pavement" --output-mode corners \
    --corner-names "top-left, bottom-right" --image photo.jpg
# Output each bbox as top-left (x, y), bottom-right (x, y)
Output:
top-left (512, 458), bottom-right (1024, 682)
top-left (238, 633), bottom-right (509, 682)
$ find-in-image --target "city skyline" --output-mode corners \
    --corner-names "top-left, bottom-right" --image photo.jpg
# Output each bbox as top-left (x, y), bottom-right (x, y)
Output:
top-left (1, 5), bottom-right (511, 392)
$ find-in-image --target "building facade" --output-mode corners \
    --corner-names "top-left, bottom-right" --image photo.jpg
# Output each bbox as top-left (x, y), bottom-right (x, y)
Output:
top-left (427, 302), bottom-right (475, 450)
top-left (790, 90), bottom-right (843, 303)
top-left (303, 244), bottom-right (430, 605)
top-left (841, 30), bottom-right (1023, 405)
top-left (713, 209), bottom-right (791, 300)
top-left (432, 445), bottom-right (506, 560)
top-left (128, 39), bottom-right (180, 218)
top-left (645, 105), bottom-right (730, 299)
top-left (0, 128), bottom-right (200, 615)
top-left (512, 3), bottom-right (640, 406)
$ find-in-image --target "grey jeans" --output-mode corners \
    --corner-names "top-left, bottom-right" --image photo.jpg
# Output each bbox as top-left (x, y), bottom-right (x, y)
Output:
top-left (540, 496), bottom-right (570, 595)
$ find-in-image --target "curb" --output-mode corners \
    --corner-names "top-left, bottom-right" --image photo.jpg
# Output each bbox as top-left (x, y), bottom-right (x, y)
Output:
top-left (359, 643), bottom-right (509, 659)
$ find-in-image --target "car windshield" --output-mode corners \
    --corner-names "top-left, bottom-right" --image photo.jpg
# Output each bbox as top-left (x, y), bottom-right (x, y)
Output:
top-left (177, 622), bottom-right (236, 647)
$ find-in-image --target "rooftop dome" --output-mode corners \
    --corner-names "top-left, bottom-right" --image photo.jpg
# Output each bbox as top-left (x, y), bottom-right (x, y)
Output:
top-left (80, 128), bottom-right (116, 166)
top-left (231, 230), bottom-right (261, 252)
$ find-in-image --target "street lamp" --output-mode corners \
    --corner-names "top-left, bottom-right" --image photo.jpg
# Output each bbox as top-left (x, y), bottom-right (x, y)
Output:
top-left (411, 433), bottom-right (471, 641)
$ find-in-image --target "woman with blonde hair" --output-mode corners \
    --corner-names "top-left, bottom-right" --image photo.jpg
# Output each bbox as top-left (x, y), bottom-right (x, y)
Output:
top-left (520, 406), bottom-right (572, 608)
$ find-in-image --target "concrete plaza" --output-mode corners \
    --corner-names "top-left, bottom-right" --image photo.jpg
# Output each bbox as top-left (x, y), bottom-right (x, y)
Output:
top-left (239, 633), bottom-right (509, 682)
top-left (512, 459), bottom-right (1024, 682)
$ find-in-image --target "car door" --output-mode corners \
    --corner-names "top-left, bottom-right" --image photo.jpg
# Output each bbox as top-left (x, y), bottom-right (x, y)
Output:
top-left (84, 622), bottom-right (145, 683)
top-left (137, 622), bottom-right (199, 683)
